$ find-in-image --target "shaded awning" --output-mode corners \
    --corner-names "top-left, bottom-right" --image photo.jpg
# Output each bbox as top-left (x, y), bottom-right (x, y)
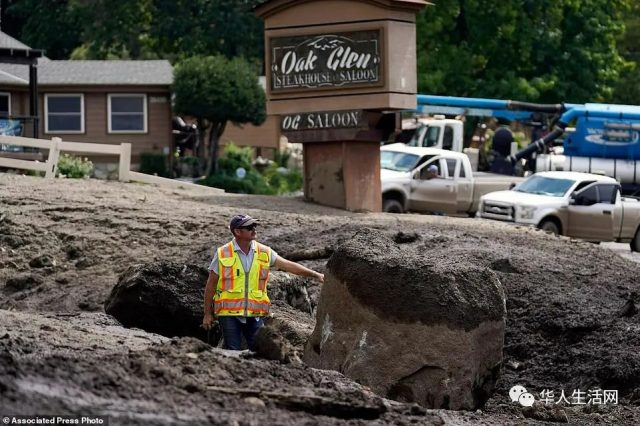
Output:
top-left (0, 47), bottom-right (44, 65)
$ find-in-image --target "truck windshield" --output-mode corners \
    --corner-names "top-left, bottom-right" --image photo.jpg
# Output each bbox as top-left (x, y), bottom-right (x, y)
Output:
top-left (381, 151), bottom-right (420, 171)
top-left (407, 125), bottom-right (440, 148)
top-left (407, 126), bottom-right (426, 147)
top-left (512, 175), bottom-right (576, 197)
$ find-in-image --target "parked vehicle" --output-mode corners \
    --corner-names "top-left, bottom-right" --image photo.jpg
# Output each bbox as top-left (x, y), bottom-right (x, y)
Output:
top-left (381, 143), bottom-right (523, 215)
top-left (477, 171), bottom-right (640, 251)
top-left (405, 117), bottom-right (465, 152)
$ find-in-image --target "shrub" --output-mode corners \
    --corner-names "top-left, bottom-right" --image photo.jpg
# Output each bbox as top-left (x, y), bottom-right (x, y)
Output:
top-left (140, 153), bottom-right (169, 177)
top-left (273, 149), bottom-right (291, 168)
top-left (198, 170), bottom-right (273, 195)
top-left (217, 144), bottom-right (253, 175)
top-left (174, 156), bottom-right (202, 178)
top-left (197, 143), bottom-right (304, 195)
top-left (57, 154), bottom-right (93, 178)
top-left (262, 163), bottom-right (303, 194)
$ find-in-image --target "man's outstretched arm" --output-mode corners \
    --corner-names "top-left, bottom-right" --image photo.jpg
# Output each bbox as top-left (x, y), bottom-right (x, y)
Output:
top-left (274, 257), bottom-right (324, 283)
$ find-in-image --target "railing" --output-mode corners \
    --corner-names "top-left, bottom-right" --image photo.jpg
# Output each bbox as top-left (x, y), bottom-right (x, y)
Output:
top-left (0, 135), bottom-right (222, 193)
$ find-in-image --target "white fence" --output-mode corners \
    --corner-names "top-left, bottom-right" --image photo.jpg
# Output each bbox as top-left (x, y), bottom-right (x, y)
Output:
top-left (0, 135), bottom-right (223, 193)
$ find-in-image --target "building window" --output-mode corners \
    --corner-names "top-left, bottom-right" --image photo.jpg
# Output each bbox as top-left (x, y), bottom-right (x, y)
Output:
top-left (45, 94), bottom-right (84, 133)
top-left (0, 93), bottom-right (10, 116)
top-left (108, 94), bottom-right (147, 133)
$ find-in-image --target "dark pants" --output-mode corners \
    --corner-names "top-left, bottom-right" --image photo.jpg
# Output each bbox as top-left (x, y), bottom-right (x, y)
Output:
top-left (217, 316), bottom-right (264, 351)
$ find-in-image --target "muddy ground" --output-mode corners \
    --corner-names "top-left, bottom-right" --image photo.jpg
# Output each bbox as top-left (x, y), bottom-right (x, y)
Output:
top-left (1, 173), bottom-right (640, 425)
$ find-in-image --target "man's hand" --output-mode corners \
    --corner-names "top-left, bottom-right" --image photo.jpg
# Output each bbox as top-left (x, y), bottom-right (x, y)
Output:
top-left (202, 312), bottom-right (216, 330)
top-left (315, 272), bottom-right (324, 284)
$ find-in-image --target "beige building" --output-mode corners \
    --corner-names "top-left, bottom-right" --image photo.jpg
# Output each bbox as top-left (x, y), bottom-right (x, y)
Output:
top-left (0, 31), bottom-right (173, 166)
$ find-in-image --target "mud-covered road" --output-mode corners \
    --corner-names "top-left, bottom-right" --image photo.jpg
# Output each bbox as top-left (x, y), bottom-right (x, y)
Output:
top-left (1, 173), bottom-right (639, 425)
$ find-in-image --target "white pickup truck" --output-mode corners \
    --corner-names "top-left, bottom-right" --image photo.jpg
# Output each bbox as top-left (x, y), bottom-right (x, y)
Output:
top-left (477, 171), bottom-right (640, 251)
top-left (381, 144), bottom-right (523, 215)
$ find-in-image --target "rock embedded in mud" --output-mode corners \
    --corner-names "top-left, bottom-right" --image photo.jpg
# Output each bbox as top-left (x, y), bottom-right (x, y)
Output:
top-left (28, 255), bottom-right (55, 268)
top-left (253, 301), bottom-right (314, 363)
top-left (105, 262), bottom-right (209, 340)
top-left (5, 274), bottom-right (44, 292)
top-left (523, 402), bottom-right (568, 422)
top-left (303, 228), bottom-right (506, 410)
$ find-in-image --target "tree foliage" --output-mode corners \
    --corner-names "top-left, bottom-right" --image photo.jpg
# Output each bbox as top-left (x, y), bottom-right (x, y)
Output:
top-left (612, 2), bottom-right (640, 104)
top-left (6, 0), bottom-right (82, 59)
top-left (5, 0), bottom-right (264, 63)
top-left (173, 55), bottom-right (266, 175)
top-left (417, 0), bottom-right (630, 103)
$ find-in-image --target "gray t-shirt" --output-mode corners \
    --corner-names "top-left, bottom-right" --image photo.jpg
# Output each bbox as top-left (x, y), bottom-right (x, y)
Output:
top-left (208, 239), bottom-right (278, 274)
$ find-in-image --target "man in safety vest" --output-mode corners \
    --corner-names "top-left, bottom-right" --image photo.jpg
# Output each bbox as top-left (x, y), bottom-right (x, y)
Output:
top-left (202, 214), bottom-right (324, 350)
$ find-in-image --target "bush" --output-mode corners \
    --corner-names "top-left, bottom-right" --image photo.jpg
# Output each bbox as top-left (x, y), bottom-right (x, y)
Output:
top-left (217, 144), bottom-right (253, 175)
top-left (57, 154), bottom-right (93, 178)
top-left (197, 143), bottom-right (303, 195)
top-left (262, 163), bottom-right (303, 194)
top-left (198, 171), bottom-right (273, 195)
top-left (273, 149), bottom-right (291, 168)
top-left (174, 156), bottom-right (202, 178)
top-left (140, 153), bottom-right (169, 177)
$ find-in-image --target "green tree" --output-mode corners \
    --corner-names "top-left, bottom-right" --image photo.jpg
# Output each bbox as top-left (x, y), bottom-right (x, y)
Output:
top-left (149, 0), bottom-right (264, 62)
top-left (173, 55), bottom-right (266, 176)
top-left (5, 0), bottom-right (264, 63)
top-left (612, 2), bottom-right (640, 104)
top-left (69, 0), bottom-right (155, 60)
top-left (6, 0), bottom-right (81, 58)
top-left (417, 0), bottom-right (630, 103)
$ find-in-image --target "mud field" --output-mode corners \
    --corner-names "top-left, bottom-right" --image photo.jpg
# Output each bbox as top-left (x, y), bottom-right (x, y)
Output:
top-left (1, 173), bottom-right (640, 425)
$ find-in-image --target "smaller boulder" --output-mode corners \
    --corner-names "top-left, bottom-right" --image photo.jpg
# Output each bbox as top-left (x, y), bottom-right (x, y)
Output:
top-left (29, 255), bottom-right (55, 268)
top-left (105, 262), bottom-right (208, 340)
top-left (253, 301), bottom-right (314, 363)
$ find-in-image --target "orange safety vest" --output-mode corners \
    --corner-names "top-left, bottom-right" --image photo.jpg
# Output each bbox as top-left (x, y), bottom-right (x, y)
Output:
top-left (214, 241), bottom-right (271, 317)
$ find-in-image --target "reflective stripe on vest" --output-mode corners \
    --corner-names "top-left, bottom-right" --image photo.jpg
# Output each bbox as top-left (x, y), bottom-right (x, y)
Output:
top-left (256, 243), bottom-right (269, 291)
top-left (218, 242), bottom-right (235, 292)
top-left (214, 241), bottom-right (271, 316)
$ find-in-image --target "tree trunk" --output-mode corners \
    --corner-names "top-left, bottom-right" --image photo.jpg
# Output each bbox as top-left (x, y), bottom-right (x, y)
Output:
top-left (205, 121), bottom-right (227, 177)
top-left (196, 118), bottom-right (207, 176)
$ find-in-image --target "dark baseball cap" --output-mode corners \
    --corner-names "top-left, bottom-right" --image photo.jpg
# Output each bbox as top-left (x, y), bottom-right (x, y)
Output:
top-left (229, 214), bottom-right (259, 230)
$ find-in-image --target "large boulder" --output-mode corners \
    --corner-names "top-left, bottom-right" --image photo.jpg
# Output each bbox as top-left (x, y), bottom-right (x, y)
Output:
top-left (303, 229), bottom-right (506, 410)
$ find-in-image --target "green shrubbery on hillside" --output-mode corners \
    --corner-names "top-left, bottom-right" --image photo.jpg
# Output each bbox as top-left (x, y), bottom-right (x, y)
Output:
top-left (198, 144), bottom-right (302, 195)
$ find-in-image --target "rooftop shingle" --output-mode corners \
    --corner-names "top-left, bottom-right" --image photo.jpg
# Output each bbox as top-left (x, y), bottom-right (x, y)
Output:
top-left (0, 59), bottom-right (173, 86)
top-left (0, 31), bottom-right (32, 50)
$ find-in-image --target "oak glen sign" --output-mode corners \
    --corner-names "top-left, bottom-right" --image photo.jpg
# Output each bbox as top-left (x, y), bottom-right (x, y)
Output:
top-left (270, 30), bottom-right (381, 91)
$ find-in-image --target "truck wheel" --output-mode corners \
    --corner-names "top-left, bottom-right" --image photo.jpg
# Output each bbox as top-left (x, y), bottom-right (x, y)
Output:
top-left (630, 228), bottom-right (640, 252)
top-left (383, 199), bottom-right (404, 213)
top-left (539, 219), bottom-right (560, 235)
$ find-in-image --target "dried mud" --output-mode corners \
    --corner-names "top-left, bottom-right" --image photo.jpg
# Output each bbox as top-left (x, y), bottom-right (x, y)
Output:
top-left (1, 174), bottom-right (640, 425)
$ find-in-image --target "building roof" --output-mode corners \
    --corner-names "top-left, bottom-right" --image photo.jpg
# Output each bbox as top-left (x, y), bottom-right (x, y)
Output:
top-left (0, 59), bottom-right (173, 87)
top-left (0, 31), bottom-right (32, 50)
top-left (0, 31), bottom-right (173, 87)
